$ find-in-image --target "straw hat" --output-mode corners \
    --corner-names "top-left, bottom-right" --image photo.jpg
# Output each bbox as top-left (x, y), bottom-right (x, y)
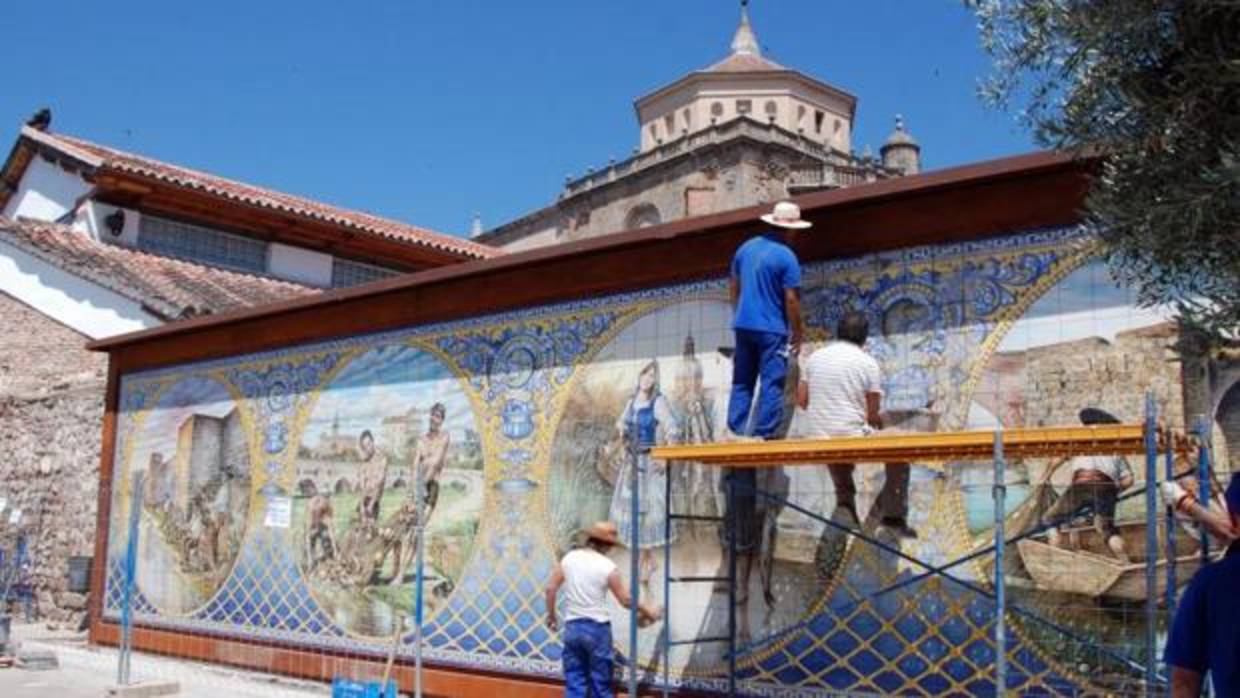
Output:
top-left (1079, 407), bottom-right (1121, 425)
top-left (583, 521), bottom-right (620, 546)
top-left (760, 201), bottom-right (812, 230)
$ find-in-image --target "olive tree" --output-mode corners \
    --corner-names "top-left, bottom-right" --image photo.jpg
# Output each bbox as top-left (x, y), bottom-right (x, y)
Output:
top-left (967, 0), bottom-right (1240, 341)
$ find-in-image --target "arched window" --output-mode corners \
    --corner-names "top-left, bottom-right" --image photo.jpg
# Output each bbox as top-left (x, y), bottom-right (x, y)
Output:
top-left (711, 102), bottom-right (724, 118)
top-left (624, 203), bottom-right (662, 230)
top-left (764, 100), bottom-right (778, 117)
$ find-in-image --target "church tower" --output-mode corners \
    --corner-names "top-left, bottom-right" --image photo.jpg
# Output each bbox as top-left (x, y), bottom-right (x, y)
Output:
top-left (633, 2), bottom-right (856, 154)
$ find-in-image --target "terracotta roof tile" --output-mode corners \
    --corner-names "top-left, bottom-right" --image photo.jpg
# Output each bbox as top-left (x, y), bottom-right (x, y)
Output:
top-left (0, 216), bottom-right (318, 320)
top-left (703, 52), bottom-right (787, 73)
top-left (21, 127), bottom-right (499, 260)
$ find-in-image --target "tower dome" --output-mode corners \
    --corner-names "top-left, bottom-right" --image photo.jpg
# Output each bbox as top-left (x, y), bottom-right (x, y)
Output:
top-left (881, 114), bottom-right (921, 175)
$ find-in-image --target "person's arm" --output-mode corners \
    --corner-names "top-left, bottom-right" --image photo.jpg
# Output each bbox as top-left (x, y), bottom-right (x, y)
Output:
top-left (1164, 574), bottom-right (1208, 697)
top-left (865, 392), bottom-right (883, 430)
top-left (1163, 481), bottom-right (1239, 542)
top-left (544, 564), bottom-right (565, 630)
top-left (785, 288), bottom-right (803, 356)
top-left (796, 379), bottom-right (808, 409)
top-left (606, 570), bottom-right (662, 623)
top-left (1170, 667), bottom-right (1203, 698)
top-left (729, 276), bottom-right (740, 310)
top-left (1116, 457), bottom-right (1134, 490)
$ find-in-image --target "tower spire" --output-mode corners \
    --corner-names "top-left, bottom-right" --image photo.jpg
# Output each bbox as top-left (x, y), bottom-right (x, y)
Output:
top-left (730, 0), bottom-right (761, 56)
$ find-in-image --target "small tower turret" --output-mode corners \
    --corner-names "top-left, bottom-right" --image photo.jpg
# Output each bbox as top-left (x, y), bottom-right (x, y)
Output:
top-left (881, 114), bottom-right (921, 175)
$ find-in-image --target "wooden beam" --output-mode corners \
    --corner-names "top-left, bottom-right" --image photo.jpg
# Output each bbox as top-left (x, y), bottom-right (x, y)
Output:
top-left (652, 424), bottom-right (1155, 466)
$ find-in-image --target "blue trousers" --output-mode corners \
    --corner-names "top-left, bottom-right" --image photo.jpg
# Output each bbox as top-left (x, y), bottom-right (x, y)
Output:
top-left (727, 329), bottom-right (787, 439)
top-left (562, 619), bottom-right (613, 698)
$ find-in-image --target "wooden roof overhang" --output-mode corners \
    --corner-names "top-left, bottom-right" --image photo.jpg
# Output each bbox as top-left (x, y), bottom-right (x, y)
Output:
top-left (89, 170), bottom-right (456, 272)
top-left (87, 149), bottom-right (1096, 375)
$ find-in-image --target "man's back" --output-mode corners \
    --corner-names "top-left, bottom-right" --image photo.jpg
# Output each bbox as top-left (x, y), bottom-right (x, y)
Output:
top-left (731, 233), bottom-right (800, 334)
top-left (559, 548), bottom-right (616, 624)
top-left (1165, 544), bottom-right (1240, 696)
top-left (802, 341), bottom-right (881, 437)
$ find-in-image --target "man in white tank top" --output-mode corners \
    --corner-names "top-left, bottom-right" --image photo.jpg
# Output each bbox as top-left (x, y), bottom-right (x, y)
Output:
top-left (798, 311), bottom-right (916, 538)
top-left (545, 521), bottom-right (661, 697)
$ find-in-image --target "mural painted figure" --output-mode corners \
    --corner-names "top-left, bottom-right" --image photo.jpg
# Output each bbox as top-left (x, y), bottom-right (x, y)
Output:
top-left (292, 344), bottom-right (483, 637)
top-left (122, 375), bottom-right (251, 615)
top-left (610, 359), bottom-right (679, 590)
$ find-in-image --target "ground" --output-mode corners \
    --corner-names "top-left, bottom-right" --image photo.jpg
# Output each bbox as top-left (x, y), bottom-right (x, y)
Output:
top-left (0, 623), bottom-right (331, 698)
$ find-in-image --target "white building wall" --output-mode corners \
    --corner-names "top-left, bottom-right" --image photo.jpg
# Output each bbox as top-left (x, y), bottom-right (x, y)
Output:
top-left (2, 156), bottom-right (92, 222)
top-left (269, 243), bottom-right (333, 287)
top-left (0, 238), bottom-right (159, 339)
top-left (76, 201), bottom-right (142, 246)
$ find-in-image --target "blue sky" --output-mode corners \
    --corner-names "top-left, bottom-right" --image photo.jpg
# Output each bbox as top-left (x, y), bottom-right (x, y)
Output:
top-left (1, 1), bottom-right (1033, 237)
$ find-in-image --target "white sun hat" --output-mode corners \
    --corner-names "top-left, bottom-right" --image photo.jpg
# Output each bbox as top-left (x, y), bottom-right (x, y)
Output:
top-left (759, 200), bottom-right (812, 229)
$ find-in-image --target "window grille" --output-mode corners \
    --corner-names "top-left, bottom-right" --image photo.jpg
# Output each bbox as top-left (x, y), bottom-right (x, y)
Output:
top-left (137, 215), bottom-right (268, 273)
top-left (332, 258), bottom-right (396, 288)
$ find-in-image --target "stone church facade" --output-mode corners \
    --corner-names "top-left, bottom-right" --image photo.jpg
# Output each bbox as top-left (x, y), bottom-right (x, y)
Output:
top-left (479, 5), bottom-right (922, 250)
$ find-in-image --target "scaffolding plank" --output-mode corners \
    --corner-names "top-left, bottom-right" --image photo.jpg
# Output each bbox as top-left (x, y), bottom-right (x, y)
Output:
top-left (652, 424), bottom-right (1152, 466)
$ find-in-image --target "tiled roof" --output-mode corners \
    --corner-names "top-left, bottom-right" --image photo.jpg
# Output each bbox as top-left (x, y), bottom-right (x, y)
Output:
top-left (704, 52), bottom-right (787, 73)
top-left (0, 216), bottom-right (318, 320)
top-left (19, 127), bottom-right (499, 260)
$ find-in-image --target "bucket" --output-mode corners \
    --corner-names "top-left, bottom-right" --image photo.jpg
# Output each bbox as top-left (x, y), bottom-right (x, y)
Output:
top-left (66, 556), bottom-right (92, 593)
top-left (331, 678), bottom-right (397, 698)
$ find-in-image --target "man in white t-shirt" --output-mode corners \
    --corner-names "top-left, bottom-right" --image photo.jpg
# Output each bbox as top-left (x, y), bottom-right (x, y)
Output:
top-left (798, 311), bottom-right (916, 538)
top-left (545, 521), bottom-right (661, 698)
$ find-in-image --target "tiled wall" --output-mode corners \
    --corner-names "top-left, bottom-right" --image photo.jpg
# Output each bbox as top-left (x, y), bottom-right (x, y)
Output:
top-left (102, 225), bottom-right (1195, 695)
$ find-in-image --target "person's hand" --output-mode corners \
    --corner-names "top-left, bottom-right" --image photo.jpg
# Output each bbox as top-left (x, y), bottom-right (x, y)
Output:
top-left (789, 334), bottom-right (803, 357)
top-left (1160, 480), bottom-right (1190, 511)
top-left (546, 614), bottom-right (558, 632)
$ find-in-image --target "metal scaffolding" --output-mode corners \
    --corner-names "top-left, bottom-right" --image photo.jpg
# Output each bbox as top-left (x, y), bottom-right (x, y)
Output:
top-left (640, 392), bottom-right (1210, 697)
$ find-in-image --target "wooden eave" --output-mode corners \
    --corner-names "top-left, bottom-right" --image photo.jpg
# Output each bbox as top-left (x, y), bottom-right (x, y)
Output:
top-left (90, 170), bottom-right (466, 271)
top-left (88, 149), bottom-right (1096, 374)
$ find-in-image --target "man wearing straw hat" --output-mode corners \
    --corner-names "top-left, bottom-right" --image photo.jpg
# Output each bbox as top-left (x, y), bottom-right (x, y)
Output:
top-left (720, 201), bottom-right (807, 600)
top-left (545, 521), bottom-right (662, 698)
top-left (1164, 473), bottom-right (1240, 698)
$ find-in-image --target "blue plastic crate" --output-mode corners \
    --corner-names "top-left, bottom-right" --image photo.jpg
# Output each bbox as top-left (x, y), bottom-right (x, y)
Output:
top-left (331, 677), bottom-right (397, 698)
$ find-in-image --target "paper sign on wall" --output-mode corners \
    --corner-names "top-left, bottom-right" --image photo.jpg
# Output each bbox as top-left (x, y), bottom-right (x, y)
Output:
top-left (0, 497), bottom-right (7, 515)
top-left (264, 496), bottom-right (291, 528)
top-left (8, 508), bottom-right (22, 524)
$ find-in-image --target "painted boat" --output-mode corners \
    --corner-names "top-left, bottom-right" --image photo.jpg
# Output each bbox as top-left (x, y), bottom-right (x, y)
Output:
top-left (1016, 519), bottom-right (1208, 601)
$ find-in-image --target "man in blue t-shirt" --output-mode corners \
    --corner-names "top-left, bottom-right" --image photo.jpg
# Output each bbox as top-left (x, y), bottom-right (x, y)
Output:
top-left (727, 200), bottom-right (806, 440)
top-left (717, 201), bottom-right (806, 599)
top-left (1164, 473), bottom-right (1240, 697)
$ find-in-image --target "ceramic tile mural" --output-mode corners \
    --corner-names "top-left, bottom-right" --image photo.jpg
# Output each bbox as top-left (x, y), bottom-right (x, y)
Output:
top-left (103, 225), bottom-right (1198, 695)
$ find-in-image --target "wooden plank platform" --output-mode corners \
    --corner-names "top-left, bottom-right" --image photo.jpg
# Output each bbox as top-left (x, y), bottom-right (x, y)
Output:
top-left (651, 424), bottom-right (1152, 467)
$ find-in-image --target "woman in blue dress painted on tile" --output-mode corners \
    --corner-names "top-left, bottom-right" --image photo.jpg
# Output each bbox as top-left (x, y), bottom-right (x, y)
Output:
top-left (610, 359), bottom-right (680, 589)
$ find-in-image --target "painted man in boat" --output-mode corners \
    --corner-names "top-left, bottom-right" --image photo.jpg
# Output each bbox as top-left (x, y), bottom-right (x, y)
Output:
top-left (1037, 407), bottom-right (1135, 561)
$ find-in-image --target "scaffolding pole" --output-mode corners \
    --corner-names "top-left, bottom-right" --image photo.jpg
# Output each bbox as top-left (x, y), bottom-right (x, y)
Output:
top-left (1194, 416), bottom-right (1212, 569)
top-left (654, 418), bottom-right (1185, 695)
top-left (1143, 393), bottom-right (1158, 696)
top-left (627, 394), bottom-right (640, 698)
top-left (118, 471), bottom-right (145, 686)
top-left (1165, 434), bottom-right (1178, 616)
top-left (992, 427), bottom-right (1007, 697)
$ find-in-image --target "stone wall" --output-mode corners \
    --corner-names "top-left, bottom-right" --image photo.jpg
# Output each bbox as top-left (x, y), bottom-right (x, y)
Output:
top-left (0, 291), bottom-right (105, 624)
top-left (489, 138), bottom-right (829, 246)
top-left (977, 322), bottom-right (1184, 430)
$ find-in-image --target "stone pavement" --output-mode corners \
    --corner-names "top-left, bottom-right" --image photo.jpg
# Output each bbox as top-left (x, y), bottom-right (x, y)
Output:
top-left (0, 623), bottom-right (332, 698)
